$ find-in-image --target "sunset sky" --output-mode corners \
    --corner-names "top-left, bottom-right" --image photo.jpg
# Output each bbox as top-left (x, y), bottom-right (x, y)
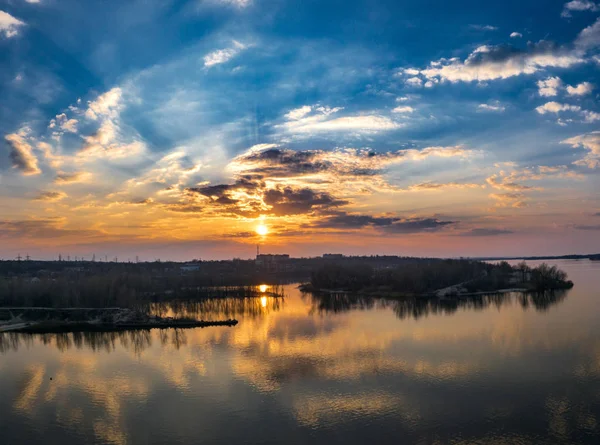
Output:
top-left (1, 0), bottom-right (600, 260)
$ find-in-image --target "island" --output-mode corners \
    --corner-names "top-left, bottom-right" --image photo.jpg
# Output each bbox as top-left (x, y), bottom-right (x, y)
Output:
top-left (300, 260), bottom-right (574, 297)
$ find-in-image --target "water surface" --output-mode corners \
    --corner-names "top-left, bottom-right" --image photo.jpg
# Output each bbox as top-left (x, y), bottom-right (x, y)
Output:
top-left (1, 260), bottom-right (599, 444)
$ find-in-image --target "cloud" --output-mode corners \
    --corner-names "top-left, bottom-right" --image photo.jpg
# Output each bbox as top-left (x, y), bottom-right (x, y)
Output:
top-left (490, 192), bottom-right (528, 208)
top-left (478, 103), bottom-right (505, 112)
top-left (5, 132), bottom-right (41, 175)
top-left (54, 172), bottom-right (91, 184)
top-left (34, 191), bottom-right (67, 202)
top-left (574, 224), bottom-right (600, 230)
top-left (562, 131), bottom-right (600, 168)
top-left (50, 113), bottom-right (79, 133)
top-left (392, 106), bottom-right (415, 114)
top-left (460, 228), bottom-right (513, 236)
top-left (562, 1), bottom-right (599, 18)
top-left (85, 88), bottom-right (123, 120)
top-left (285, 106), bottom-right (313, 120)
top-left (418, 42), bottom-right (583, 83)
top-left (204, 41), bottom-right (247, 67)
top-left (574, 17), bottom-right (600, 51)
top-left (566, 81), bottom-right (594, 96)
top-left (405, 77), bottom-right (423, 87)
top-left (537, 77), bottom-right (563, 97)
top-left (536, 101), bottom-right (599, 123)
top-left (0, 218), bottom-right (100, 240)
top-left (230, 145), bottom-right (475, 180)
top-left (211, 0), bottom-right (251, 7)
top-left (407, 182), bottom-right (483, 191)
top-left (0, 10), bottom-right (25, 38)
top-left (510, 32), bottom-right (523, 38)
top-left (278, 106), bottom-right (401, 134)
top-left (535, 101), bottom-right (581, 114)
top-left (469, 25), bottom-right (498, 31)
top-left (310, 211), bottom-right (454, 233)
top-left (263, 187), bottom-right (348, 215)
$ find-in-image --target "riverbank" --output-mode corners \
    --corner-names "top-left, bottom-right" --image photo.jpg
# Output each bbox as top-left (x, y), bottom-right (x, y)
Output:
top-left (0, 307), bottom-right (237, 333)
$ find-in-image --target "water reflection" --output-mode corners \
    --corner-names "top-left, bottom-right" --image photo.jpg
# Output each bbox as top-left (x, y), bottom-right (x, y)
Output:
top-left (150, 295), bottom-right (284, 320)
top-left (0, 328), bottom-right (191, 355)
top-left (307, 290), bottom-right (568, 320)
top-left (1, 261), bottom-right (600, 445)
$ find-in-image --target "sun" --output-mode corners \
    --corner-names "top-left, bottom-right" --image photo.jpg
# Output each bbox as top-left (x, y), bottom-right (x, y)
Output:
top-left (256, 224), bottom-right (269, 236)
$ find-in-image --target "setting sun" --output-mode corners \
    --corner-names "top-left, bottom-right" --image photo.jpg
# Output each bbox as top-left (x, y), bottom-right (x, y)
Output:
top-left (256, 225), bottom-right (269, 236)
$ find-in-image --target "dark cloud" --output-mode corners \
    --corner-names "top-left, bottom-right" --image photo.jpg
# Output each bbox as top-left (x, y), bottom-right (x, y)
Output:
top-left (594, 212), bottom-right (600, 217)
top-left (310, 211), bottom-right (454, 233)
top-left (54, 172), bottom-right (88, 184)
top-left (34, 191), bottom-right (67, 202)
top-left (263, 187), bottom-right (347, 215)
top-left (238, 148), bottom-right (393, 179)
top-left (187, 177), bottom-right (263, 206)
top-left (382, 218), bottom-right (455, 233)
top-left (459, 228), bottom-right (513, 236)
top-left (574, 225), bottom-right (600, 231)
top-left (5, 134), bottom-right (41, 175)
top-left (312, 212), bottom-right (400, 229)
top-left (242, 148), bottom-right (330, 176)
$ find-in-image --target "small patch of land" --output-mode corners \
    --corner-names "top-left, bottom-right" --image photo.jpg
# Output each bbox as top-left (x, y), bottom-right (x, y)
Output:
top-left (0, 307), bottom-right (237, 333)
top-left (301, 260), bottom-right (574, 298)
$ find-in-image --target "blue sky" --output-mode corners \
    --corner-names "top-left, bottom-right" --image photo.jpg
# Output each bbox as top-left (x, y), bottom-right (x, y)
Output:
top-left (1, 0), bottom-right (600, 260)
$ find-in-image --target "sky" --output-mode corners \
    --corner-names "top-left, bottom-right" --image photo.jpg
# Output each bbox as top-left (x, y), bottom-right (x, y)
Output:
top-left (1, 0), bottom-right (600, 260)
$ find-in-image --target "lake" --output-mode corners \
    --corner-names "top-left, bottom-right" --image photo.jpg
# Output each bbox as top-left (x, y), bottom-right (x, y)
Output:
top-left (1, 260), bottom-right (599, 444)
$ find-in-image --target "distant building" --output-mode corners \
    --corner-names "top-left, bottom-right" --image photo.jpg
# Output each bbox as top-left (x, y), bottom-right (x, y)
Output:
top-left (180, 263), bottom-right (201, 273)
top-left (256, 254), bottom-right (290, 273)
top-left (323, 254), bottom-right (344, 259)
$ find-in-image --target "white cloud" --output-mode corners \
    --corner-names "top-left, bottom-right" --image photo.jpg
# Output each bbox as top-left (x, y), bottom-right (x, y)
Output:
top-left (402, 68), bottom-right (420, 76)
top-left (285, 105), bottom-right (313, 120)
top-left (583, 110), bottom-right (600, 122)
top-left (562, 1), bottom-right (599, 18)
top-left (419, 43), bottom-right (583, 83)
top-left (510, 32), bottom-right (523, 38)
top-left (392, 106), bottom-right (414, 114)
top-left (25, 0), bottom-right (41, 3)
top-left (85, 88), bottom-right (123, 120)
top-left (566, 81), bottom-right (594, 96)
top-left (396, 96), bottom-right (409, 102)
top-left (51, 113), bottom-right (78, 133)
top-left (212, 0), bottom-right (251, 7)
top-left (537, 76), bottom-right (563, 97)
top-left (535, 101), bottom-right (581, 114)
top-left (562, 131), bottom-right (600, 168)
top-left (478, 103), bottom-right (505, 112)
top-left (0, 10), bottom-right (25, 38)
top-left (574, 17), bottom-right (600, 51)
top-left (470, 25), bottom-right (498, 31)
top-left (204, 41), bottom-right (247, 67)
top-left (405, 77), bottom-right (423, 87)
top-left (279, 106), bottom-right (401, 134)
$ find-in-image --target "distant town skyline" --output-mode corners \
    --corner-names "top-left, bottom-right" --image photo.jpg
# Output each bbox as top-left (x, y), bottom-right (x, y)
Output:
top-left (1, 0), bottom-right (600, 259)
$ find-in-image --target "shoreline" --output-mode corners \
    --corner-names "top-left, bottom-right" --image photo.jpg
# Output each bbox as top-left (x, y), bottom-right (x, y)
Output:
top-left (0, 319), bottom-right (238, 334)
top-left (299, 284), bottom-right (568, 299)
top-left (0, 306), bottom-right (238, 333)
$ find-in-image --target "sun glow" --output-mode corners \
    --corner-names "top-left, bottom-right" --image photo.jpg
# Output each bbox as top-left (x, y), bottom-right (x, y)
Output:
top-left (260, 296), bottom-right (268, 308)
top-left (259, 284), bottom-right (268, 293)
top-left (256, 224), bottom-right (269, 236)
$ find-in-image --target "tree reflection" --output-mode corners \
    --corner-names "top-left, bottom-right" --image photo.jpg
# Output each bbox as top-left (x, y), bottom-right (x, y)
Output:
top-left (306, 290), bottom-right (569, 320)
top-left (150, 295), bottom-right (284, 320)
top-left (0, 328), bottom-right (175, 354)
